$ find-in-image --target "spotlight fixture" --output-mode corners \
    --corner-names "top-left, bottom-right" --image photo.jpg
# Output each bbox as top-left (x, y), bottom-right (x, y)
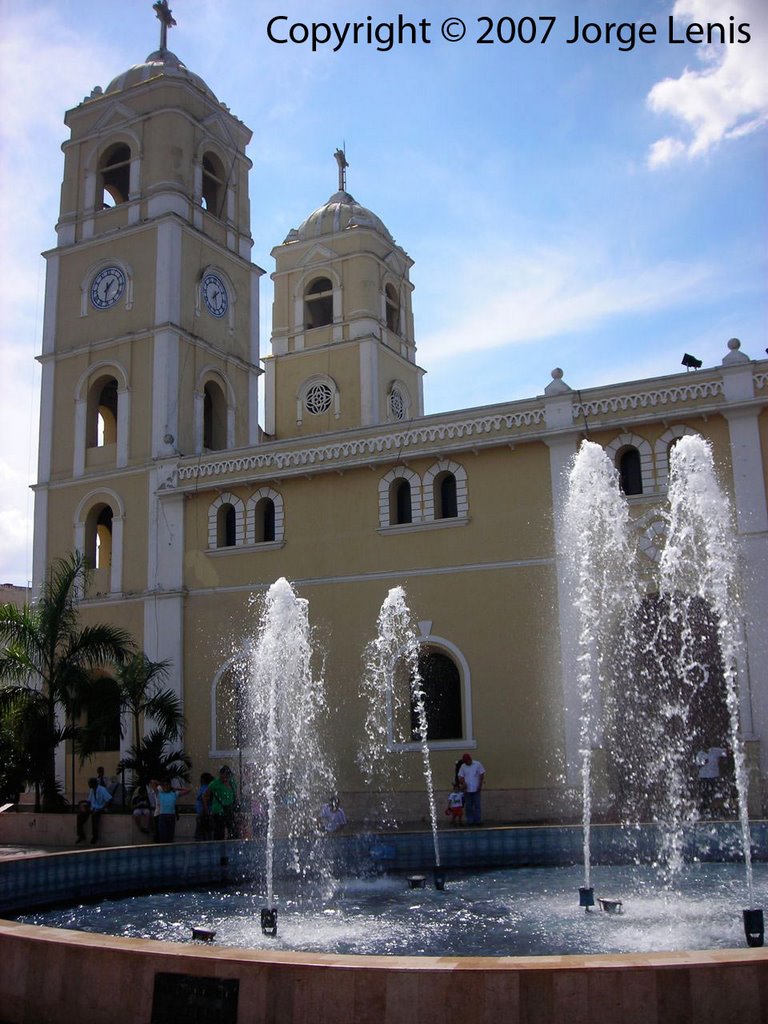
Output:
top-left (681, 353), bottom-right (702, 370)
top-left (260, 907), bottom-right (278, 937)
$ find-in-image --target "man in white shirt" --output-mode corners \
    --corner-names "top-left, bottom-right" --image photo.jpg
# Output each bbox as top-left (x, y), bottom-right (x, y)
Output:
top-left (458, 752), bottom-right (485, 826)
top-left (696, 747), bottom-right (728, 818)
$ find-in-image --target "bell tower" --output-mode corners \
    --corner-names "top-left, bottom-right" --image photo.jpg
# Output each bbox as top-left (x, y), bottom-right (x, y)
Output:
top-left (264, 152), bottom-right (424, 440)
top-left (33, 4), bottom-right (263, 743)
top-left (35, 3), bottom-right (262, 587)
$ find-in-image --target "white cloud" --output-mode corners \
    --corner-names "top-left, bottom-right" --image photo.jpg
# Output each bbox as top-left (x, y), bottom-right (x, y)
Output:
top-left (417, 245), bottom-right (715, 364)
top-left (647, 0), bottom-right (768, 166)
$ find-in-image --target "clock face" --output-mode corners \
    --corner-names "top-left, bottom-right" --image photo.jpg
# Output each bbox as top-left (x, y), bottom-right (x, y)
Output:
top-left (202, 273), bottom-right (228, 318)
top-left (90, 266), bottom-right (126, 310)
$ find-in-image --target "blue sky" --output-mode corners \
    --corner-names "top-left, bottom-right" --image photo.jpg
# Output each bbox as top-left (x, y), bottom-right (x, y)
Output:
top-left (0, 0), bottom-right (765, 586)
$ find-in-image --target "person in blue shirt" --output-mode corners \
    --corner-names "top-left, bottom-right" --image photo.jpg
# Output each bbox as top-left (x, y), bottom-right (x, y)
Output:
top-left (76, 777), bottom-right (113, 844)
top-left (151, 777), bottom-right (191, 843)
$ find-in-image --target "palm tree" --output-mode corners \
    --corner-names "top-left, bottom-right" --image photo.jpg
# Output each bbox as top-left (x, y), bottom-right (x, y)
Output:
top-left (118, 729), bottom-right (192, 790)
top-left (0, 553), bottom-right (134, 810)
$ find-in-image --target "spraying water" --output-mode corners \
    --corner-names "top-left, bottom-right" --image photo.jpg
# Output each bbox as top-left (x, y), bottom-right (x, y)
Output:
top-left (243, 578), bottom-right (336, 908)
top-left (359, 587), bottom-right (441, 867)
top-left (564, 436), bottom-right (757, 919)
top-left (660, 435), bottom-right (755, 902)
top-left (564, 441), bottom-right (638, 888)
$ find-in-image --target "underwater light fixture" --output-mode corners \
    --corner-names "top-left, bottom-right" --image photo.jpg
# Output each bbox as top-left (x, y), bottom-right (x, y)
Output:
top-left (261, 907), bottom-right (278, 937)
top-left (743, 908), bottom-right (764, 947)
top-left (578, 887), bottom-right (595, 911)
top-left (597, 898), bottom-right (623, 914)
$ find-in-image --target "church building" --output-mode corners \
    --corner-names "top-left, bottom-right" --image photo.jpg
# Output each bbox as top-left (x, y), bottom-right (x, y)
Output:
top-left (32, 8), bottom-right (768, 821)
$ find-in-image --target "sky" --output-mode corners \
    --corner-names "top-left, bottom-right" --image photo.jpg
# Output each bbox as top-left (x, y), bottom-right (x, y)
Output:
top-left (0, 0), bottom-right (766, 587)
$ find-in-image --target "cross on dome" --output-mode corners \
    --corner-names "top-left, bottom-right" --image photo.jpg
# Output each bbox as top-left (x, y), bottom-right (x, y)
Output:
top-left (153, 1), bottom-right (177, 53)
top-left (334, 148), bottom-right (349, 192)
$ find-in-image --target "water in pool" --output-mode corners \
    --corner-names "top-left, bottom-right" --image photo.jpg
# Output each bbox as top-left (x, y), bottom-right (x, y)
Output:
top-left (14, 862), bottom-right (767, 957)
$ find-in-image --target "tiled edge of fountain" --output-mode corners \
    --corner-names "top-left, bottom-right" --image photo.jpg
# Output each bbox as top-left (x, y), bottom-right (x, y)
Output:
top-left (1, 825), bottom-right (767, 1024)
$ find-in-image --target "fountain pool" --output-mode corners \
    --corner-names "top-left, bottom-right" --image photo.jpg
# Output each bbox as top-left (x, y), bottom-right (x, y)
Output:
top-left (13, 862), bottom-right (768, 958)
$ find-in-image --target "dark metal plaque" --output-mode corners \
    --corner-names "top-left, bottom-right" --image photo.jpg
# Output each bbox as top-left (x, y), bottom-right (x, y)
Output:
top-left (151, 972), bottom-right (239, 1024)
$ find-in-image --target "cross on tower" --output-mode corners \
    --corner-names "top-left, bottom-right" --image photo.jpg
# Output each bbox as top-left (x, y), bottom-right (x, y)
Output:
top-left (334, 148), bottom-right (348, 193)
top-left (153, 1), bottom-right (177, 53)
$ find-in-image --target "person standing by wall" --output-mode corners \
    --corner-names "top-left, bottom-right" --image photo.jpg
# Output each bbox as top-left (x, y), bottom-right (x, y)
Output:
top-left (150, 778), bottom-right (190, 843)
top-left (204, 766), bottom-right (238, 839)
top-left (458, 752), bottom-right (485, 826)
top-left (76, 776), bottom-right (113, 844)
top-left (194, 772), bottom-right (214, 840)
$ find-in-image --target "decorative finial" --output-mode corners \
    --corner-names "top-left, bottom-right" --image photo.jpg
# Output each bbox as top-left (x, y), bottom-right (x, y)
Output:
top-left (334, 148), bottom-right (348, 192)
top-left (153, 1), bottom-right (177, 53)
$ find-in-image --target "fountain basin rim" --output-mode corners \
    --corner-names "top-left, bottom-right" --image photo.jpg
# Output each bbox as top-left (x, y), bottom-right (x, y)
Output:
top-left (2, 919), bottom-right (767, 971)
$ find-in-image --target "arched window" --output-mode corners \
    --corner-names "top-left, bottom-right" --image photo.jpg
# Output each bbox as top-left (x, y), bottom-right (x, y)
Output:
top-left (84, 502), bottom-right (113, 571)
top-left (618, 446), bottom-right (643, 496)
top-left (201, 151), bottom-right (226, 216)
top-left (217, 503), bottom-right (237, 548)
top-left (305, 277), bottom-right (333, 329)
top-left (204, 381), bottom-right (227, 451)
top-left (413, 650), bottom-right (463, 741)
top-left (208, 493), bottom-right (245, 550)
top-left (435, 472), bottom-right (458, 519)
top-left (100, 143), bottom-right (131, 207)
top-left (422, 460), bottom-right (468, 523)
top-left (212, 664), bottom-right (248, 754)
top-left (87, 376), bottom-right (118, 449)
top-left (379, 468), bottom-right (422, 528)
top-left (85, 677), bottom-right (121, 752)
top-left (609, 593), bottom-right (732, 821)
top-left (390, 479), bottom-right (412, 525)
top-left (385, 283), bottom-right (400, 333)
top-left (254, 497), bottom-right (276, 543)
top-left (246, 488), bottom-right (284, 546)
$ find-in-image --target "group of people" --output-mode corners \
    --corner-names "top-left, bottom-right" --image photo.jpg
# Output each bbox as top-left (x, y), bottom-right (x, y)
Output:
top-left (445, 752), bottom-right (486, 827)
top-left (130, 765), bottom-right (240, 843)
top-left (76, 764), bottom-right (239, 846)
top-left (77, 751), bottom-right (488, 847)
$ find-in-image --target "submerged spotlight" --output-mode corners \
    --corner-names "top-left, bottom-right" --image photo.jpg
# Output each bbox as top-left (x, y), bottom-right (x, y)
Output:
top-left (743, 908), bottom-right (764, 947)
top-left (191, 926), bottom-right (216, 942)
top-left (433, 868), bottom-right (446, 891)
top-left (261, 907), bottom-right (278, 937)
top-left (598, 898), bottom-right (623, 914)
top-left (407, 875), bottom-right (427, 889)
top-left (579, 886), bottom-right (595, 911)
top-left (681, 353), bottom-right (702, 370)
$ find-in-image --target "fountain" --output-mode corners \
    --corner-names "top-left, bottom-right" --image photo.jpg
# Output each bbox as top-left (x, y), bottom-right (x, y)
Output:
top-left (564, 436), bottom-right (763, 943)
top-left (359, 587), bottom-right (441, 874)
top-left (239, 577), bottom-right (337, 935)
top-left (564, 439), bottom-right (638, 908)
top-left (2, 444), bottom-right (766, 1021)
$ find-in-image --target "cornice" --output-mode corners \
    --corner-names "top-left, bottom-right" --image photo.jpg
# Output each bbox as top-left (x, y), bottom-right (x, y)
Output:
top-left (46, 210), bottom-right (263, 274)
top-left (573, 377), bottom-right (724, 418)
top-left (177, 405), bottom-right (547, 484)
top-left (168, 363), bottom-right (768, 490)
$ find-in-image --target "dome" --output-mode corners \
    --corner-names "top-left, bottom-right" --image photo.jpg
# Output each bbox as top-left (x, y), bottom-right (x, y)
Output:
top-left (104, 49), bottom-right (217, 102)
top-left (284, 191), bottom-right (394, 244)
